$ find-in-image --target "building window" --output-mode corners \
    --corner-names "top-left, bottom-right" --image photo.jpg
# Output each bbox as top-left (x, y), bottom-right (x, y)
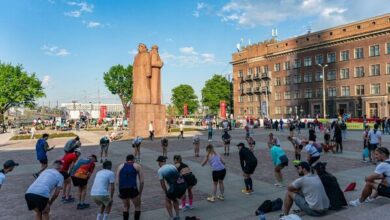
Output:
top-left (293, 75), bottom-right (301, 84)
top-left (275, 92), bottom-right (281, 101)
top-left (341, 86), bottom-right (350, 96)
top-left (387, 42), bottom-right (390, 54)
top-left (316, 88), bottom-right (323, 98)
top-left (304, 88), bottom-right (312, 98)
top-left (355, 66), bottom-right (364, 77)
top-left (340, 68), bottom-right (349, 79)
top-left (304, 73), bottom-right (312, 82)
top-left (294, 90), bottom-right (301, 99)
top-left (256, 67), bottom-right (261, 75)
top-left (371, 83), bottom-right (380, 95)
top-left (315, 72), bottom-right (322, 81)
top-left (387, 63), bottom-right (390, 74)
top-left (369, 45), bottom-right (380, 57)
top-left (249, 107), bottom-right (254, 114)
top-left (254, 95), bottom-right (259, 102)
top-left (275, 77), bottom-right (281, 86)
top-left (327, 70), bottom-right (336, 80)
top-left (340, 50), bottom-right (349, 61)
top-left (238, 70), bottom-right (243, 77)
top-left (240, 108), bottom-right (244, 114)
top-left (274, 63), bottom-right (281, 72)
top-left (355, 48), bottom-right (364, 59)
top-left (387, 83), bottom-right (390, 94)
top-left (370, 64), bottom-right (380, 76)
top-left (275, 107), bottom-right (281, 114)
top-left (248, 68), bottom-right (253, 75)
top-left (283, 76), bottom-right (291, 85)
top-left (238, 96), bottom-right (244, 103)
top-left (257, 107), bottom-right (261, 114)
top-left (284, 61), bottom-right (290, 70)
top-left (293, 59), bottom-right (301, 68)
top-left (304, 57), bottom-right (312, 67)
top-left (328, 87), bottom-right (337, 97)
top-left (262, 65), bottom-right (269, 73)
top-left (356, 85), bottom-right (364, 95)
top-left (284, 91), bottom-right (291, 100)
top-left (315, 54), bottom-right (323, 64)
top-left (327, 52), bottom-right (336, 63)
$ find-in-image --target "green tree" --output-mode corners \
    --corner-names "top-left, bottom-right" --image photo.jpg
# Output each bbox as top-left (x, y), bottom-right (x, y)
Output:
top-left (201, 74), bottom-right (231, 114)
top-left (0, 62), bottom-right (45, 125)
top-left (103, 64), bottom-right (133, 117)
top-left (171, 84), bottom-right (198, 115)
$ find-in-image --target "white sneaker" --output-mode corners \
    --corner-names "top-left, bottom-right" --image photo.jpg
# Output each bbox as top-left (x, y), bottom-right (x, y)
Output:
top-left (349, 199), bottom-right (361, 207)
top-left (365, 196), bottom-right (376, 203)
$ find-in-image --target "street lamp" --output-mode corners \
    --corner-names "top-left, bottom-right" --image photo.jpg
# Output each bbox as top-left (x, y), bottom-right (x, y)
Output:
top-left (318, 64), bottom-right (328, 119)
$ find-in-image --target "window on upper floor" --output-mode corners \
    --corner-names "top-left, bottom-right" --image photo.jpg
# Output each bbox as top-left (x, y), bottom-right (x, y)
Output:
top-left (275, 92), bottom-right (281, 101)
top-left (327, 52), bottom-right (336, 63)
top-left (355, 48), bottom-right (364, 59)
top-left (275, 77), bottom-right (282, 86)
top-left (304, 88), bottom-right (312, 98)
top-left (238, 70), bottom-right (243, 77)
top-left (387, 63), bottom-right (390, 75)
top-left (275, 106), bottom-right (281, 114)
top-left (293, 90), bottom-right (301, 99)
top-left (327, 70), bottom-right (336, 80)
top-left (371, 83), bottom-right (380, 95)
top-left (248, 67), bottom-right (253, 75)
top-left (274, 63), bottom-right (281, 72)
top-left (356, 85), bottom-right (364, 95)
top-left (293, 59), bottom-right (301, 68)
top-left (387, 42), bottom-right (390, 54)
top-left (256, 66), bottom-right (261, 75)
top-left (340, 50), bottom-right (349, 61)
top-left (387, 82), bottom-right (390, 94)
top-left (304, 57), bottom-right (312, 67)
top-left (316, 88), bottom-right (323, 98)
top-left (315, 54), bottom-right (323, 65)
top-left (328, 87), bottom-right (337, 97)
top-left (341, 86), bottom-right (350, 96)
top-left (340, 68), bottom-right (349, 79)
top-left (284, 91), bottom-right (291, 100)
top-left (315, 72), bottom-right (322, 81)
top-left (369, 45), bottom-right (380, 57)
top-left (355, 66), bottom-right (364, 78)
top-left (303, 73), bottom-right (312, 82)
top-left (238, 96), bottom-right (244, 103)
top-left (370, 64), bottom-right (380, 76)
top-left (284, 61), bottom-right (290, 70)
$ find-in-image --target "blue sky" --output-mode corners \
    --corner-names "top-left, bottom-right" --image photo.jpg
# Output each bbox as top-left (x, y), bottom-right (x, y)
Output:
top-left (1, 0), bottom-right (389, 106)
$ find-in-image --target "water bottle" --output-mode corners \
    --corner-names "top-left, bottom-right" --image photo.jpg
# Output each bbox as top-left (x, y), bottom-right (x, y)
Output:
top-left (259, 212), bottom-right (266, 220)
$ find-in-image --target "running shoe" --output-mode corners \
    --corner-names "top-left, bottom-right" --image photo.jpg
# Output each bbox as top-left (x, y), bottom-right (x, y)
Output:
top-left (241, 189), bottom-right (251, 195)
top-left (274, 183), bottom-right (283, 187)
top-left (217, 194), bottom-right (225, 200)
top-left (76, 203), bottom-right (83, 209)
top-left (207, 196), bottom-right (216, 202)
top-left (349, 199), bottom-right (361, 207)
top-left (62, 197), bottom-right (75, 203)
top-left (365, 196), bottom-right (376, 203)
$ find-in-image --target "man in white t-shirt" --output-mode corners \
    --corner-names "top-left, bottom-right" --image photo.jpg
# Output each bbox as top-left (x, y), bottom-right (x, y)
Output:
top-left (0, 160), bottom-right (19, 190)
top-left (282, 161), bottom-right (329, 217)
top-left (91, 160), bottom-right (115, 220)
top-left (178, 121), bottom-right (184, 139)
top-left (350, 147), bottom-right (390, 207)
top-left (367, 124), bottom-right (382, 164)
top-left (25, 160), bottom-right (64, 219)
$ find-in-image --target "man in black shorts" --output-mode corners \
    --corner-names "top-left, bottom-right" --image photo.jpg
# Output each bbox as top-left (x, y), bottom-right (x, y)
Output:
top-left (25, 160), bottom-right (64, 220)
top-left (116, 155), bottom-right (144, 220)
top-left (157, 156), bottom-right (187, 220)
top-left (34, 133), bottom-right (55, 178)
top-left (99, 135), bottom-right (110, 163)
top-left (237, 143), bottom-right (257, 195)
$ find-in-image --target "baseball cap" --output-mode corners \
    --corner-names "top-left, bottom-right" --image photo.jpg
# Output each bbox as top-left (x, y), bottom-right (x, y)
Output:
top-left (3, 160), bottom-right (19, 169)
top-left (156, 156), bottom-right (167, 162)
top-left (236, 142), bottom-right (245, 148)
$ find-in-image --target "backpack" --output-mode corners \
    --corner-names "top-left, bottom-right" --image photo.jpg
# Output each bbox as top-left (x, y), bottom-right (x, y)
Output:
top-left (312, 143), bottom-right (323, 153)
top-left (271, 198), bottom-right (283, 211)
top-left (255, 200), bottom-right (272, 215)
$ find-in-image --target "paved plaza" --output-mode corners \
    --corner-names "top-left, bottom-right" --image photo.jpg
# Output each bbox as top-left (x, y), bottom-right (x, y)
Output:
top-left (1, 128), bottom-right (390, 220)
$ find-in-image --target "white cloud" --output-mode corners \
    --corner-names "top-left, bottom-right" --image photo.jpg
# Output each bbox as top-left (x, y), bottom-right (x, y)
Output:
top-left (85, 21), bottom-right (102, 28)
top-left (42, 75), bottom-right (51, 87)
top-left (41, 45), bottom-right (71, 57)
top-left (193, 2), bottom-right (212, 18)
top-left (217, 0), bottom-right (390, 30)
top-left (65, 1), bottom-right (94, 18)
top-left (179, 47), bottom-right (198, 55)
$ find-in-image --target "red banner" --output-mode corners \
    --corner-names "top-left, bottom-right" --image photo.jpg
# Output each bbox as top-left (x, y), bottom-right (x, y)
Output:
top-left (220, 101), bottom-right (226, 119)
top-left (183, 104), bottom-right (188, 117)
top-left (100, 105), bottom-right (107, 119)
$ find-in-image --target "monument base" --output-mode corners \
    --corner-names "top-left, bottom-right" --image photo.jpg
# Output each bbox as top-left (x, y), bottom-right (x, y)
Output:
top-left (128, 104), bottom-right (166, 138)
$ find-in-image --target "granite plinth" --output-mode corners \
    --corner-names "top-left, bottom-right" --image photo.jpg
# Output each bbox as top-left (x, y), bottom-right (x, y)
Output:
top-left (128, 104), bottom-right (166, 138)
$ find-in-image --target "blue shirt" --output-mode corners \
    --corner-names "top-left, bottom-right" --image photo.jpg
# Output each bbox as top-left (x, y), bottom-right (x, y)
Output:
top-left (36, 138), bottom-right (48, 160)
top-left (270, 145), bottom-right (286, 166)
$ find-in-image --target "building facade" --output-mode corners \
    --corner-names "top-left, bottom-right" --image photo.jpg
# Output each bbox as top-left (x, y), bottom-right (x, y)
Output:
top-left (60, 103), bottom-right (124, 116)
top-left (232, 14), bottom-right (390, 119)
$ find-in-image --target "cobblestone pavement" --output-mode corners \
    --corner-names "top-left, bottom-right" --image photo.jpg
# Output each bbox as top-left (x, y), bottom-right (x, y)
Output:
top-left (0, 128), bottom-right (389, 220)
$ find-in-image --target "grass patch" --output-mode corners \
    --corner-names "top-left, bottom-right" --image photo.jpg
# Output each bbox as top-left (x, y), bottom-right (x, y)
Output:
top-left (11, 132), bottom-right (77, 140)
top-left (170, 128), bottom-right (204, 132)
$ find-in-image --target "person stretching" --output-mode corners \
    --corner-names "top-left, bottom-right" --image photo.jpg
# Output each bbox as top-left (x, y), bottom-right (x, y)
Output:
top-left (237, 143), bottom-right (258, 194)
top-left (221, 131), bottom-right (231, 156)
top-left (269, 143), bottom-right (288, 187)
top-left (174, 155), bottom-right (197, 210)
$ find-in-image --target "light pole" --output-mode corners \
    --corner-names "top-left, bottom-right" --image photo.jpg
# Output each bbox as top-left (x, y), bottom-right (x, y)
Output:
top-left (318, 64), bottom-right (328, 119)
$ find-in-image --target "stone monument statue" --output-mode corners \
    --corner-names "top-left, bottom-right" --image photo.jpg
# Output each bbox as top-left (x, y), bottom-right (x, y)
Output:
top-left (150, 45), bottom-right (163, 105)
top-left (128, 43), bottom-right (166, 137)
top-left (132, 43), bottom-right (151, 104)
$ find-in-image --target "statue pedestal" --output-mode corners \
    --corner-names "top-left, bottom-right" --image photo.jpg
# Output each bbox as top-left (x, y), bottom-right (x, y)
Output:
top-left (128, 104), bottom-right (166, 138)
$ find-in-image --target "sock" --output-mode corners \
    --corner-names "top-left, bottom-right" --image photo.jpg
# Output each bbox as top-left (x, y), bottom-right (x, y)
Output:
top-left (134, 211), bottom-right (141, 220)
top-left (248, 178), bottom-right (253, 190)
top-left (96, 213), bottom-right (102, 220)
top-left (189, 198), bottom-right (193, 206)
top-left (102, 213), bottom-right (108, 220)
top-left (181, 197), bottom-right (186, 207)
top-left (244, 179), bottom-right (249, 190)
top-left (123, 211), bottom-right (129, 220)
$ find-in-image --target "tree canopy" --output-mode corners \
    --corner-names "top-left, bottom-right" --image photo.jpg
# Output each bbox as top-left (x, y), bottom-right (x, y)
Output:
top-left (171, 84), bottom-right (198, 115)
top-left (103, 64), bottom-right (133, 116)
top-left (0, 62), bottom-right (45, 123)
top-left (201, 74), bottom-right (231, 114)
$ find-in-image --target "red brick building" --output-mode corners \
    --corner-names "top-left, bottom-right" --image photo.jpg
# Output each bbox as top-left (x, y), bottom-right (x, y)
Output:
top-left (232, 14), bottom-right (390, 119)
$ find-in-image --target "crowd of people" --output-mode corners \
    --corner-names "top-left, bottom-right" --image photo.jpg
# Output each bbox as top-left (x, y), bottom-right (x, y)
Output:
top-left (1, 118), bottom-right (390, 220)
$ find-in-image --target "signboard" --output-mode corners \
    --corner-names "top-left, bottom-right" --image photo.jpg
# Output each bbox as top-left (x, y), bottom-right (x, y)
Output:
top-left (220, 101), bottom-right (226, 119)
top-left (100, 105), bottom-right (107, 119)
top-left (183, 104), bottom-right (188, 117)
top-left (91, 110), bottom-right (100, 119)
top-left (69, 110), bottom-right (80, 120)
